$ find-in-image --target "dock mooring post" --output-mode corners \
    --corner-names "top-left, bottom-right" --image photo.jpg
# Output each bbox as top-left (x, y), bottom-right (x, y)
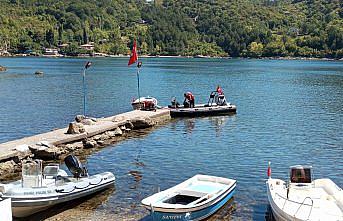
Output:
top-left (82, 61), bottom-right (92, 117)
top-left (137, 61), bottom-right (142, 109)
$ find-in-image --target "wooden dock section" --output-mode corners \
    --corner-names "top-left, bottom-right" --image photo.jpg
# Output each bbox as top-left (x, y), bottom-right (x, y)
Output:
top-left (0, 109), bottom-right (171, 162)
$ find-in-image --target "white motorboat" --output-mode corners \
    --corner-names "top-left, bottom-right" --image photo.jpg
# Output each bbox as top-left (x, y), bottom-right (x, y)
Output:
top-left (0, 155), bottom-right (115, 217)
top-left (131, 96), bottom-right (158, 110)
top-left (0, 198), bottom-right (12, 221)
top-left (141, 174), bottom-right (236, 221)
top-left (266, 164), bottom-right (343, 221)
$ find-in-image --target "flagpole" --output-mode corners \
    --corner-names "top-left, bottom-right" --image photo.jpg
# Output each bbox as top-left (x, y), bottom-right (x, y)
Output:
top-left (137, 67), bottom-right (141, 108)
top-left (82, 67), bottom-right (86, 116)
top-left (82, 61), bottom-right (91, 117)
top-left (136, 61), bottom-right (143, 109)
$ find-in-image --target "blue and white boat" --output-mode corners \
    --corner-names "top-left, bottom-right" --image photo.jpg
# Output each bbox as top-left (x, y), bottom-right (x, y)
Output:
top-left (141, 174), bottom-right (236, 221)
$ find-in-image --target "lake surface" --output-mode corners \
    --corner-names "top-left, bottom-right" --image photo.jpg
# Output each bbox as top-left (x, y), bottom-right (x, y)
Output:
top-left (0, 57), bottom-right (342, 220)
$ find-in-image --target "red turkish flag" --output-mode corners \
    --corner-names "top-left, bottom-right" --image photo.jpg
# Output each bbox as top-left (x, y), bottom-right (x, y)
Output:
top-left (128, 40), bottom-right (138, 66)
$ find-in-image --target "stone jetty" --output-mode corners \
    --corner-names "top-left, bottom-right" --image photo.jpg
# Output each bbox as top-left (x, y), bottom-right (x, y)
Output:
top-left (0, 109), bottom-right (170, 181)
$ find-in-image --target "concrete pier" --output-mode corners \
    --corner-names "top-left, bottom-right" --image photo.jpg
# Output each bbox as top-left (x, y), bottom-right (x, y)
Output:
top-left (0, 109), bottom-right (171, 163)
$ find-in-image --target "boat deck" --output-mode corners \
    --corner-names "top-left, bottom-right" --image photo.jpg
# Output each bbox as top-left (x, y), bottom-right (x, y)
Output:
top-left (268, 178), bottom-right (343, 220)
top-left (185, 181), bottom-right (227, 195)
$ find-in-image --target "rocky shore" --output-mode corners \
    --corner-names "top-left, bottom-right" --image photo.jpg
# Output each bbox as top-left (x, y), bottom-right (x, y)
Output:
top-left (0, 110), bottom-right (171, 182)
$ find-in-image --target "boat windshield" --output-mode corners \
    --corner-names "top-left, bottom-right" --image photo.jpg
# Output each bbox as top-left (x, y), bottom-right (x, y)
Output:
top-left (290, 167), bottom-right (312, 183)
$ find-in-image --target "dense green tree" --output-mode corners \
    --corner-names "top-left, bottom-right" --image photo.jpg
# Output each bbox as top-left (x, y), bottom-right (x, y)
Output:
top-left (45, 29), bottom-right (55, 47)
top-left (0, 0), bottom-right (341, 58)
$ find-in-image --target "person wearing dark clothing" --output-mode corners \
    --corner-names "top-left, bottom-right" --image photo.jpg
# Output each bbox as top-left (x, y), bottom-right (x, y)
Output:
top-left (171, 97), bottom-right (180, 108)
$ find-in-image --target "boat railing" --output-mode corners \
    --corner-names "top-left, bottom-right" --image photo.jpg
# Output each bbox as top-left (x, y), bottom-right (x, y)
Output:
top-left (294, 196), bottom-right (313, 219)
top-left (274, 192), bottom-right (312, 208)
top-left (274, 192), bottom-right (313, 219)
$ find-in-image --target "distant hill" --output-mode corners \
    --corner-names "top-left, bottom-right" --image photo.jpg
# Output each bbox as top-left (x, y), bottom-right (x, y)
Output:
top-left (0, 0), bottom-right (342, 58)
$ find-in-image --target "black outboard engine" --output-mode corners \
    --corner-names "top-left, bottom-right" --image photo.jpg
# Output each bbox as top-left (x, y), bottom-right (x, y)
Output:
top-left (64, 155), bottom-right (88, 178)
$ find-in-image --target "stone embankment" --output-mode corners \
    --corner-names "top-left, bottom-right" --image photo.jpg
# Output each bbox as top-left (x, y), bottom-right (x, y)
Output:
top-left (0, 109), bottom-right (170, 181)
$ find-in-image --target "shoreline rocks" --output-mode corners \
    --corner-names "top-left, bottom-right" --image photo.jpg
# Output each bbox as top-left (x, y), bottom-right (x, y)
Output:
top-left (0, 111), bottom-right (171, 181)
top-left (67, 122), bottom-right (85, 134)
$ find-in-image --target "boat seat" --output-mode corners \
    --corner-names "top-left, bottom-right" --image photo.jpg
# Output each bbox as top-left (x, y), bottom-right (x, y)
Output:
top-left (178, 190), bottom-right (207, 198)
top-left (188, 189), bottom-right (223, 206)
top-left (43, 164), bottom-right (60, 179)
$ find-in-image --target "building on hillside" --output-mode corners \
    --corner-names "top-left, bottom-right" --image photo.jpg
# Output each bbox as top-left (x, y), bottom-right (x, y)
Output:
top-left (80, 43), bottom-right (94, 51)
top-left (43, 48), bottom-right (62, 57)
top-left (58, 43), bottom-right (69, 49)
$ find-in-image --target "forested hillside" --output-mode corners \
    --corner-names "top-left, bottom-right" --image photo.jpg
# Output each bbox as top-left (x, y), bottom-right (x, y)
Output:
top-left (0, 0), bottom-right (342, 58)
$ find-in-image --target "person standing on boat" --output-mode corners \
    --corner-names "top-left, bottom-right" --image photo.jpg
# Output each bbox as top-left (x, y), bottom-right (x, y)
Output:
top-left (216, 85), bottom-right (227, 105)
top-left (183, 92), bottom-right (195, 108)
top-left (216, 85), bottom-right (223, 95)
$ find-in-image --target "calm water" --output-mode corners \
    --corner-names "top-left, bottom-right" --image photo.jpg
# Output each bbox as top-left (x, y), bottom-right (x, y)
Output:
top-left (0, 57), bottom-right (342, 220)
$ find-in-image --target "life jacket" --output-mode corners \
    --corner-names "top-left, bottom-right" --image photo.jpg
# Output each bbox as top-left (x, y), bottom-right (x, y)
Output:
top-left (217, 87), bottom-right (223, 95)
top-left (186, 92), bottom-right (194, 101)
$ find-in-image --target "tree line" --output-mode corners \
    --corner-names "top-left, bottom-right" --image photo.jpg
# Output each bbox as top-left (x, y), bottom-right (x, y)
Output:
top-left (0, 0), bottom-right (342, 58)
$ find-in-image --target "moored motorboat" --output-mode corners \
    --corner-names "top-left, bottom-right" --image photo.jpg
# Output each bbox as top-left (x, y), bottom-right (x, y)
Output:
top-left (266, 163), bottom-right (343, 221)
top-left (0, 155), bottom-right (115, 217)
top-left (132, 96), bottom-right (158, 110)
top-left (169, 103), bottom-right (236, 118)
top-left (141, 174), bottom-right (236, 221)
top-left (0, 198), bottom-right (12, 221)
top-left (168, 91), bottom-right (236, 117)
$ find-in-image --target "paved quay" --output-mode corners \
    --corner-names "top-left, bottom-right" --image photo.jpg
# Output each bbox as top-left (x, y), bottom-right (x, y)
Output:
top-left (0, 109), bottom-right (171, 162)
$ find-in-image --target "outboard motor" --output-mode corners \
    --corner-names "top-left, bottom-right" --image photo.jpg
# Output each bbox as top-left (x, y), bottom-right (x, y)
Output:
top-left (64, 155), bottom-right (88, 178)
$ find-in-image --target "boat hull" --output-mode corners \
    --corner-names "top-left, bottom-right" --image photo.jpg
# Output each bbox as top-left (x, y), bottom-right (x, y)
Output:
top-left (148, 186), bottom-right (235, 221)
top-left (266, 182), bottom-right (299, 221)
top-left (266, 179), bottom-right (309, 221)
top-left (131, 97), bottom-right (158, 110)
top-left (169, 104), bottom-right (236, 118)
top-left (2, 173), bottom-right (115, 217)
top-left (0, 198), bottom-right (12, 221)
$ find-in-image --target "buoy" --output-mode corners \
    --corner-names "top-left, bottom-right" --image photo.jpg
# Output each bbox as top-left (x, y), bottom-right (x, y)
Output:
top-left (267, 161), bottom-right (271, 178)
top-left (34, 71), bottom-right (44, 75)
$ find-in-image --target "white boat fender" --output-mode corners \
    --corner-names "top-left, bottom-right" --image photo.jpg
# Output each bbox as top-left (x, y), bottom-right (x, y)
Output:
top-left (89, 178), bottom-right (103, 185)
top-left (56, 178), bottom-right (104, 193)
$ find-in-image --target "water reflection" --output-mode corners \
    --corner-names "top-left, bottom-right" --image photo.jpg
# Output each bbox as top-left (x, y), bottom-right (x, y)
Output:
top-left (180, 115), bottom-right (234, 136)
top-left (184, 118), bottom-right (196, 134)
top-left (207, 198), bottom-right (236, 220)
top-left (208, 116), bottom-right (228, 137)
top-left (264, 205), bottom-right (276, 221)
